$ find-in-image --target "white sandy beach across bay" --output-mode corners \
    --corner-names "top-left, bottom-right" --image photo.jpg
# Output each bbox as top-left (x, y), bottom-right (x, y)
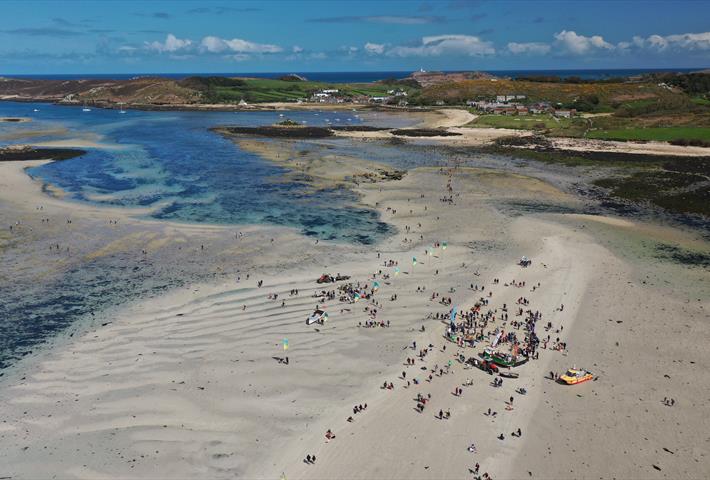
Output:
top-left (0, 125), bottom-right (709, 480)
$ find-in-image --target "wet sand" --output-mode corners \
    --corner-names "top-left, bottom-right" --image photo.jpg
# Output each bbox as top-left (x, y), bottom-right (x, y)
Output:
top-left (0, 128), bottom-right (708, 480)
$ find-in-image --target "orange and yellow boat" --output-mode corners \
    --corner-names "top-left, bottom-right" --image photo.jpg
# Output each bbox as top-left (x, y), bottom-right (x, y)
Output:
top-left (559, 367), bottom-right (594, 385)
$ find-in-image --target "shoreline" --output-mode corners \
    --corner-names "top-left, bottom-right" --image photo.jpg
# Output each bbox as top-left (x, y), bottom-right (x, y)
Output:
top-left (5, 96), bottom-right (708, 156)
top-left (0, 107), bottom-right (708, 478)
top-left (1, 157), bottom-right (707, 478)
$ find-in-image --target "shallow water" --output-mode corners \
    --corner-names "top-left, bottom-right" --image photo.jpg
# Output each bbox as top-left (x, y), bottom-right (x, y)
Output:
top-left (1, 102), bottom-right (416, 244)
top-left (0, 102), bottom-right (428, 371)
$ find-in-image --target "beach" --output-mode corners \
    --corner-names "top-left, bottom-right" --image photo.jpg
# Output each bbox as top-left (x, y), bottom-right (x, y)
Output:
top-left (1, 125), bottom-right (709, 480)
top-left (2, 0), bottom-right (710, 474)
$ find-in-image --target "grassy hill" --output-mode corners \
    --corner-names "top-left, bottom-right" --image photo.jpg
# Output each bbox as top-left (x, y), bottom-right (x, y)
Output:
top-left (414, 78), bottom-right (672, 108)
top-left (181, 76), bottom-right (414, 104)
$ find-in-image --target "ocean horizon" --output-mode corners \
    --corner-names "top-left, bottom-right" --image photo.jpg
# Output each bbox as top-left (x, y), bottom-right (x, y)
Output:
top-left (1, 67), bottom-right (705, 83)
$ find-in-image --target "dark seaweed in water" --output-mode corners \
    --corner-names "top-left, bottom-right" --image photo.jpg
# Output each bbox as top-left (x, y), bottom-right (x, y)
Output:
top-left (499, 201), bottom-right (584, 216)
top-left (654, 243), bottom-right (710, 268)
top-left (0, 253), bottom-right (213, 371)
top-left (212, 125), bottom-right (334, 138)
top-left (329, 125), bottom-right (390, 132)
top-left (0, 147), bottom-right (86, 162)
top-left (391, 128), bottom-right (462, 137)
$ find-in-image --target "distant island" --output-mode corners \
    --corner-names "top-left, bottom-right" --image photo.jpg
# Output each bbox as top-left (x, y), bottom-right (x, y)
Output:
top-left (1, 70), bottom-right (709, 147)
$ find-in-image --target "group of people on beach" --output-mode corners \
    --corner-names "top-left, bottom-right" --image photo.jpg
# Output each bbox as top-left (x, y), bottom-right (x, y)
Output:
top-left (289, 166), bottom-right (577, 480)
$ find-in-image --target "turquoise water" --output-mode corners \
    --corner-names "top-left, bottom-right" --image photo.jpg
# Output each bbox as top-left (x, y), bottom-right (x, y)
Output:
top-left (1, 101), bottom-right (414, 244)
top-left (0, 101), bottom-right (429, 371)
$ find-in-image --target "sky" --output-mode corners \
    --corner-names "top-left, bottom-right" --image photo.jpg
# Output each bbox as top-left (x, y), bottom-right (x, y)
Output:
top-left (1, 0), bottom-right (709, 74)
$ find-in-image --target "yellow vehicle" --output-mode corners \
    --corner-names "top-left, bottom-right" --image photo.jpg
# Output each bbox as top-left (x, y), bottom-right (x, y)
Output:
top-left (559, 368), bottom-right (594, 385)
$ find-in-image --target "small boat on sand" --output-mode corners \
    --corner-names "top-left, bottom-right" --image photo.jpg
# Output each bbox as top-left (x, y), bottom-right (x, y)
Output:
top-left (481, 348), bottom-right (529, 368)
top-left (306, 309), bottom-right (328, 325)
top-left (559, 367), bottom-right (594, 385)
top-left (499, 371), bottom-right (519, 379)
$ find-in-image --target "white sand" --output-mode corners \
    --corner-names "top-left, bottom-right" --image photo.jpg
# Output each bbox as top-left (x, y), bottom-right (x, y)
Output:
top-left (0, 155), bottom-right (708, 480)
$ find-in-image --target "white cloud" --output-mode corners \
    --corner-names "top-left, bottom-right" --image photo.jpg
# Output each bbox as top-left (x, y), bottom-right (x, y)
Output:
top-left (616, 41), bottom-right (631, 51)
top-left (507, 42), bottom-right (551, 55)
top-left (553, 30), bottom-right (614, 55)
top-left (364, 42), bottom-right (385, 54)
top-left (292, 45), bottom-right (303, 53)
top-left (200, 36), bottom-right (282, 54)
top-left (388, 34), bottom-right (495, 57)
top-left (645, 32), bottom-right (710, 51)
top-left (340, 45), bottom-right (358, 54)
top-left (646, 34), bottom-right (669, 50)
top-left (145, 34), bottom-right (192, 53)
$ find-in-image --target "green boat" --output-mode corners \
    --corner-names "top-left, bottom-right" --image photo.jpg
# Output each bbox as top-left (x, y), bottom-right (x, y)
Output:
top-left (482, 348), bottom-right (529, 368)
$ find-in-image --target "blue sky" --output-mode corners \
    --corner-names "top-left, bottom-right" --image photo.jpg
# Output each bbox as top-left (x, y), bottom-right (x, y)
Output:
top-left (1, 0), bottom-right (709, 74)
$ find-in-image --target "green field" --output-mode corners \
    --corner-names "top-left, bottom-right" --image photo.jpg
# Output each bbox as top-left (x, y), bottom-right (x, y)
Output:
top-left (194, 77), bottom-right (410, 103)
top-left (587, 126), bottom-right (710, 142)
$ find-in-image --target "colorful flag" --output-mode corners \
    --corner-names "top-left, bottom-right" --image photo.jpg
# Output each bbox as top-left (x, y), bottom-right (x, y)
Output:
top-left (412, 257), bottom-right (417, 266)
top-left (283, 338), bottom-right (289, 351)
top-left (394, 267), bottom-right (400, 276)
top-left (442, 241), bottom-right (448, 250)
top-left (373, 281), bottom-right (380, 290)
top-left (450, 306), bottom-right (457, 325)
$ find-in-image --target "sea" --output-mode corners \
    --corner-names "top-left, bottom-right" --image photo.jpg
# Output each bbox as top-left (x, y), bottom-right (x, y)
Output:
top-left (0, 100), bottom-right (441, 370)
top-left (1, 68), bottom-right (704, 82)
top-left (0, 101), bottom-right (419, 243)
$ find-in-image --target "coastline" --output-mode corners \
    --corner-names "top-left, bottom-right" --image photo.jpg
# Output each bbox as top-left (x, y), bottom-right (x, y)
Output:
top-left (0, 105), bottom-right (709, 479)
top-left (1, 146), bottom-right (708, 479)
top-left (5, 96), bottom-right (708, 156)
